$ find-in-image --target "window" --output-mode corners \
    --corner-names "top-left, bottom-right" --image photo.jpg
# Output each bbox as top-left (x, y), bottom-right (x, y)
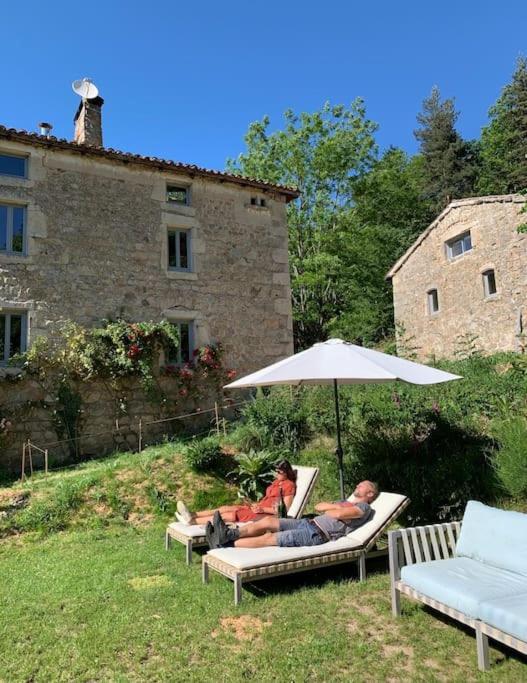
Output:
top-left (167, 321), bottom-right (194, 365)
top-left (0, 153), bottom-right (27, 178)
top-left (0, 204), bottom-right (26, 254)
top-left (250, 196), bottom-right (266, 207)
top-left (427, 289), bottom-right (439, 314)
top-left (446, 231), bottom-right (472, 259)
top-left (0, 311), bottom-right (27, 364)
top-left (168, 229), bottom-right (191, 271)
top-left (166, 185), bottom-right (189, 205)
top-left (483, 269), bottom-right (497, 297)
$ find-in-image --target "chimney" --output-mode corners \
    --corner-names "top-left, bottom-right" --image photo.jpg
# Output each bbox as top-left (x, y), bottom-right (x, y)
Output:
top-left (38, 122), bottom-right (53, 138)
top-left (73, 95), bottom-right (104, 146)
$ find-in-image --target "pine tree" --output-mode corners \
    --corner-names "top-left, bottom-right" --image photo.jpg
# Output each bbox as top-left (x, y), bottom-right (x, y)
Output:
top-left (478, 57), bottom-right (527, 195)
top-left (414, 86), bottom-right (477, 213)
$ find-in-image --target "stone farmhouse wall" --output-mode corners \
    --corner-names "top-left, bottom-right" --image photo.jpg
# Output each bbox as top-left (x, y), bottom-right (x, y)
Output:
top-left (0, 136), bottom-right (294, 471)
top-left (1, 372), bottom-right (225, 474)
top-left (389, 196), bottom-right (527, 360)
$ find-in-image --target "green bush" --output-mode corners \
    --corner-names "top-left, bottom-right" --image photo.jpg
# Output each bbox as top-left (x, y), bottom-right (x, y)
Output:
top-left (226, 422), bottom-right (268, 452)
top-left (492, 417), bottom-right (527, 498)
top-left (233, 450), bottom-right (277, 501)
top-left (184, 435), bottom-right (223, 473)
top-left (241, 388), bottom-right (310, 453)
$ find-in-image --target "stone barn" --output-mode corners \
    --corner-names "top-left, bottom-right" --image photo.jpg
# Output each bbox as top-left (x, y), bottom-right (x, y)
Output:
top-left (387, 195), bottom-right (527, 360)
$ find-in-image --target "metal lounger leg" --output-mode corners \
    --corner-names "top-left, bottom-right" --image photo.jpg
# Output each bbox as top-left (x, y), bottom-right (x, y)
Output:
top-left (476, 625), bottom-right (490, 672)
top-left (358, 554), bottom-right (366, 581)
top-left (165, 530), bottom-right (171, 551)
top-left (202, 560), bottom-right (209, 584)
top-left (186, 540), bottom-right (193, 565)
top-left (234, 574), bottom-right (242, 606)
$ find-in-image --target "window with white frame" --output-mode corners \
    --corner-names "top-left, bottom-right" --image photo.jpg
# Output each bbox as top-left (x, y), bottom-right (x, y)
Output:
top-left (0, 311), bottom-right (27, 364)
top-left (0, 153), bottom-right (27, 178)
top-left (168, 229), bottom-right (192, 271)
top-left (0, 204), bottom-right (26, 254)
top-left (482, 269), bottom-right (497, 297)
top-left (446, 231), bottom-right (472, 259)
top-left (427, 289), bottom-right (439, 314)
top-left (166, 185), bottom-right (189, 205)
top-left (167, 321), bottom-right (195, 365)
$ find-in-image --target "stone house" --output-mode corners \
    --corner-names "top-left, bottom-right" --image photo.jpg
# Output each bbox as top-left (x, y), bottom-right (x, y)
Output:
top-left (0, 91), bottom-right (297, 469)
top-left (0, 92), bottom-right (296, 373)
top-left (387, 195), bottom-right (527, 360)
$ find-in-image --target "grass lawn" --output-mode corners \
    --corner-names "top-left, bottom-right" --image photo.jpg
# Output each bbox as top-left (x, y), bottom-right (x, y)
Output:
top-left (0, 441), bottom-right (525, 681)
top-left (0, 522), bottom-right (525, 682)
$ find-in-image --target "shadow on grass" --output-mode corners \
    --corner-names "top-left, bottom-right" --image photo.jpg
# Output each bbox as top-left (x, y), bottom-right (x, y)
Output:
top-left (241, 553), bottom-right (390, 600)
top-left (419, 604), bottom-right (527, 669)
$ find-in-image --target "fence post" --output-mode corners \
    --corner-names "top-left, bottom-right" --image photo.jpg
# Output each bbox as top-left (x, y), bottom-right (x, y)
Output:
top-left (21, 441), bottom-right (26, 481)
top-left (214, 402), bottom-right (220, 436)
top-left (138, 418), bottom-right (143, 453)
top-left (28, 440), bottom-right (33, 477)
top-left (44, 449), bottom-right (49, 476)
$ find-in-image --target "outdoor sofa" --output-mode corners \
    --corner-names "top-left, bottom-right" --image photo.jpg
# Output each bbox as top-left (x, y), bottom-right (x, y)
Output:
top-left (202, 491), bottom-right (409, 604)
top-left (389, 500), bottom-right (527, 671)
top-left (165, 465), bottom-right (319, 564)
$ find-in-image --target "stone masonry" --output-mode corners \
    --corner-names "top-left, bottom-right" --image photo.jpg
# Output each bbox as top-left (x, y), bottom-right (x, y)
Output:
top-left (0, 103), bottom-right (296, 470)
top-left (388, 196), bottom-right (527, 360)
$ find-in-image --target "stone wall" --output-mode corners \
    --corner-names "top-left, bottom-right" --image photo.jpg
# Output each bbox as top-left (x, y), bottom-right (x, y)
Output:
top-left (0, 137), bottom-right (293, 470)
top-left (1, 372), bottom-right (227, 474)
top-left (390, 196), bottom-right (527, 360)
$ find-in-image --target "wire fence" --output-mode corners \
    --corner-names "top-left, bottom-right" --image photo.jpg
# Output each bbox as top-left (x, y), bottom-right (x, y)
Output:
top-left (19, 399), bottom-right (250, 481)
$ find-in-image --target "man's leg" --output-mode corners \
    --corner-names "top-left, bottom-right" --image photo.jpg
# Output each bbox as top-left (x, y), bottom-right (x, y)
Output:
top-left (234, 531), bottom-right (279, 548)
top-left (237, 516), bottom-right (280, 538)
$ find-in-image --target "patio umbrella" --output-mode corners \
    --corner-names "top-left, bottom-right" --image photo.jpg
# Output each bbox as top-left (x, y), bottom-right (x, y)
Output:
top-left (224, 338), bottom-right (461, 499)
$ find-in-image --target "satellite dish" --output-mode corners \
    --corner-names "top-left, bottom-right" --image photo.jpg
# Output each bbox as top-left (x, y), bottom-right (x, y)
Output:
top-left (72, 78), bottom-right (99, 100)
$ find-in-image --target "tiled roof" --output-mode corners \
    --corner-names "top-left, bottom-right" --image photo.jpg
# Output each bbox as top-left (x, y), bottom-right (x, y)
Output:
top-left (0, 125), bottom-right (299, 201)
top-left (386, 194), bottom-right (525, 280)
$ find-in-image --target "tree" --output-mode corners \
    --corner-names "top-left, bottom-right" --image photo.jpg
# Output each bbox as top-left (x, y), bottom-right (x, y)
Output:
top-left (478, 57), bottom-right (527, 195)
top-left (330, 149), bottom-right (434, 343)
top-left (414, 86), bottom-right (477, 213)
top-left (227, 101), bottom-right (378, 349)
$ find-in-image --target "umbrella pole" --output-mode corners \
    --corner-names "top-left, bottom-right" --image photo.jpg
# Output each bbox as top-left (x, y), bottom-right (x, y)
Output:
top-left (333, 378), bottom-right (345, 500)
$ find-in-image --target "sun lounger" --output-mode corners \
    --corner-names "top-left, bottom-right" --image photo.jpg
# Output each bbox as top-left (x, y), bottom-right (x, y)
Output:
top-left (165, 465), bottom-right (319, 564)
top-left (202, 491), bottom-right (409, 604)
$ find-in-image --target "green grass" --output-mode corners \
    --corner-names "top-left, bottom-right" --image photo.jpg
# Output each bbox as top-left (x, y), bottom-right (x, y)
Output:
top-left (0, 522), bottom-right (525, 682)
top-left (0, 440), bottom-right (525, 680)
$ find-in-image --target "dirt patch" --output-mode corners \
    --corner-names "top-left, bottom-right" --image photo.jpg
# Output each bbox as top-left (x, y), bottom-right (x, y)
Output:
top-left (211, 615), bottom-right (271, 642)
top-left (128, 512), bottom-right (155, 527)
top-left (128, 574), bottom-right (172, 590)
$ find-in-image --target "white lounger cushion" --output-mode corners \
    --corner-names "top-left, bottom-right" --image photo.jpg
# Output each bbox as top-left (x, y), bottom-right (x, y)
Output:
top-left (167, 465), bottom-right (319, 539)
top-left (207, 491), bottom-right (407, 570)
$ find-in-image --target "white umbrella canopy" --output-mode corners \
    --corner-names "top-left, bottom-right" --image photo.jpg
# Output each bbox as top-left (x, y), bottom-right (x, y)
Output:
top-left (225, 338), bottom-right (461, 388)
top-left (225, 338), bottom-right (461, 498)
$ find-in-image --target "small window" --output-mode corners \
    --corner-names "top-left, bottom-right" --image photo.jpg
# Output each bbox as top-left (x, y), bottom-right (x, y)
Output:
top-left (167, 185), bottom-right (189, 205)
top-left (167, 321), bottom-right (194, 365)
top-left (427, 289), bottom-right (439, 314)
top-left (483, 269), bottom-right (497, 297)
top-left (250, 196), bottom-right (266, 207)
top-left (446, 231), bottom-right (472, 259)
top-left (0, 311), bottom-right (27, 364)
top-left (0, 153), bottom-right (27, 178)
top-left (168, 229), bottom-right (192, 271)
top-left (0, 204), bottom-right (26, 254)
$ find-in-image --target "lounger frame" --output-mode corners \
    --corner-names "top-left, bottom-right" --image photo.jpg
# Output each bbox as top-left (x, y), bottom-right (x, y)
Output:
top-left (389, 521), bottom-right (527, 672)
top-left (203, 496), bottom-right (410, 604)
top-left (165, 467), bottom-right (320, 564)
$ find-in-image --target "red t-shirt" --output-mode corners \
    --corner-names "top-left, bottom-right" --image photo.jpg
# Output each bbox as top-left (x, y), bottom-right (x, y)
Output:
top-left (260, 478), bottom-right (296, 509)
top-left (234, 478), bottom-right (296, 522)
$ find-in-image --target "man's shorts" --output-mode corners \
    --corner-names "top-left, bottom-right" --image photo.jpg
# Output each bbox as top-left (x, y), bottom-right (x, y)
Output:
top-left (276, 518), bottom-right (326, 547)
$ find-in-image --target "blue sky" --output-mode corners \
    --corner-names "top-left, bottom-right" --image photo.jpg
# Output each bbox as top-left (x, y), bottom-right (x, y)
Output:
top-left (2, 0), bottom-right (526, 170)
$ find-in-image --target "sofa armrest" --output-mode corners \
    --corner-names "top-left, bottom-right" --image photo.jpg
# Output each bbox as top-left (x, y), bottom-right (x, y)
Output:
top-left (389, 521), bottom-right (462, 581)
